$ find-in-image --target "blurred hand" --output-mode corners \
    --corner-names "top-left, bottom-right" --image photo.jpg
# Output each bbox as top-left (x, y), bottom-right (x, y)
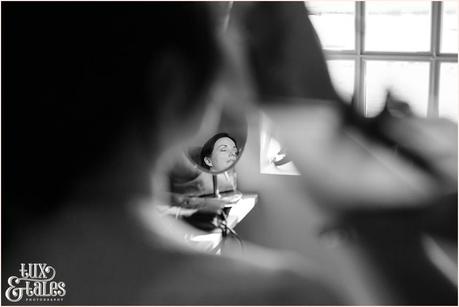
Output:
top-left (379, 115), bottom-right (457, 190)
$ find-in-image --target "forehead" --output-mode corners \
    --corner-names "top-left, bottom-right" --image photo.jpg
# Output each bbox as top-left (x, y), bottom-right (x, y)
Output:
top-left (214, 137), bottom-right (236, 148)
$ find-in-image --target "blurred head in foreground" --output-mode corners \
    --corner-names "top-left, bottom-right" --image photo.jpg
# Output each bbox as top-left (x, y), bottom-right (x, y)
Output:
top-left (2, 4), bottom-right (351, 305)
top-left (3, 3), bottom-right (222, 234)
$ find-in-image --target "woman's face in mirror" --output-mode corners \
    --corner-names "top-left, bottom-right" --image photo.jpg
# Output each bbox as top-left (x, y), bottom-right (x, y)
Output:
top-left (204, 137), bottom-right (238, 172)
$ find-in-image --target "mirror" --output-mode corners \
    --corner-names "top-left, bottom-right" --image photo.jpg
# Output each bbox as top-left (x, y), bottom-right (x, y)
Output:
top-left (167, 104), bottom-right (256, 242)
top-left (185, 104), bottom-right (247, 197)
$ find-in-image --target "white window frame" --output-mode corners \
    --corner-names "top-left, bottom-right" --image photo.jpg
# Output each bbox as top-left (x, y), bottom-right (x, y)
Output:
top-left (321, 2), bottom-right (458, 117)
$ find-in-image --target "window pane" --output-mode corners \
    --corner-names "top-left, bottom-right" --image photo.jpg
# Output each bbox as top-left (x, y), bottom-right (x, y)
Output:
top-left (306, 1), bottom-right (355, 50)
top-left (326, 60), bottom-right (355, 102)
top-left (365, 61), bottom-right (430, 117)
top-left (440, 1), bottom-right (458, 53)
top-left (365, 2), bottom-right (431, 52)
top-left (439, 63), bottom-right (458, 122)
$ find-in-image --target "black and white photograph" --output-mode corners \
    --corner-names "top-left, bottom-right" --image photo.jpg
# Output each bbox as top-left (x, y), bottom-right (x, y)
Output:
top-left (2, 1), bottom-right (458, 305)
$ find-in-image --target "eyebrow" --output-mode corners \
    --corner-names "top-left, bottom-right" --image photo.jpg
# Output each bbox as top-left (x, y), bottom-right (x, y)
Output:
top-left (217, 144), bottom-right (237, 149)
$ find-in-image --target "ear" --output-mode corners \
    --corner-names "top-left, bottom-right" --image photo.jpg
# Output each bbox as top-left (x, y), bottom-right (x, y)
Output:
top-left (204, 157), bottom-right (213, 167)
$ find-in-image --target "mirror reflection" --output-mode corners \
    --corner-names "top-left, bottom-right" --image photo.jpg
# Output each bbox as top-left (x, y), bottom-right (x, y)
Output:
top-left (201, 133), bottom-right (238, 172)
top-left (186, 105), bottom-right (247, 175)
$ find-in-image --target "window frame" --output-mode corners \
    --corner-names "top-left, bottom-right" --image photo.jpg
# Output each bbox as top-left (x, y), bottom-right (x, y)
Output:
top-left (321, 1), bottom-right (458, 117)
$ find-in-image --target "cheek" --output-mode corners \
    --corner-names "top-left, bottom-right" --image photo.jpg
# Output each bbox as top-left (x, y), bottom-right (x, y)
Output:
top-left (212, 152), bottom-right (226, 166)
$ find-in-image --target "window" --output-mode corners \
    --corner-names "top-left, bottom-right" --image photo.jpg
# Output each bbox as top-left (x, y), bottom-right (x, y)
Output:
top-left (308, 2), bottom-right (355, 50)
top-left (306, 1), bottom-right (458, 121)
top-left (259, 113), bottom-right (300, 176)
top-left (365, 2), bottom-right (432, 52)
top-left (440, 1), bottom-right (458, 53)
top-left (439, 62), bottom-right (458, 121)
top-left (327, 60), bottom-right (355, 102)
top-left (365, 61), bottom-right (430, 117)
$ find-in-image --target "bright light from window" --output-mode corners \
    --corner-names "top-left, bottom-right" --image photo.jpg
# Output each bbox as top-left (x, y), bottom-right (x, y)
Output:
top-left (365, 61), bottom-right (430, 117)
top-left (365, 2), bottom-right (431, 52)
top-left (260, 113), bottom-right (300, 176)
top-left (326, 60), bottom-right (355, 102)
top-left (441, 1), bottom-right (458, 53)
top-left (306, 1), bottom-right (355, 50)
top-left (439, 63), bottom-right (458, 122)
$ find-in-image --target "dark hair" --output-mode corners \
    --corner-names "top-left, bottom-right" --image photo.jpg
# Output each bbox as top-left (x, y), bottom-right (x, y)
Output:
top-left (200, 133), bottom-right (238, 169)
top-left (3, 3), bottom-right (221, 239)
top-left (234, 2), bottom-right (341, 103)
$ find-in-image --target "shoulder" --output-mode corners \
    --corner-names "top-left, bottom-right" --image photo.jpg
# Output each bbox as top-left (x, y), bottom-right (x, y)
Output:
top-left (138, 247), bottom-right (344, 305)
